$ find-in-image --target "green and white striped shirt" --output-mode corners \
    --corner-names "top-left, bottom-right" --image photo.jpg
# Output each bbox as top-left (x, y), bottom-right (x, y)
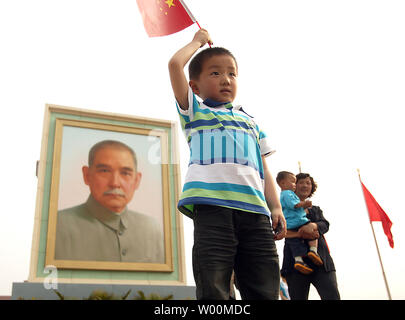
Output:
top-left (176, 88), bottom-right (274, 218)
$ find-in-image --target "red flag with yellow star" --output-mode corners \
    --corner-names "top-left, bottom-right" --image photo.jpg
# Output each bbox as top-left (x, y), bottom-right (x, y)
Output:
top-left (136, 0), bottom-right (195, 37)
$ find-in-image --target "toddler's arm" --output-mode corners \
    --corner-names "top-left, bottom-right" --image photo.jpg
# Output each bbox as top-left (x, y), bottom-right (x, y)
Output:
top-left (294, 200), bottom-right (312, 209)
top-left (168, 29), bottom-right (212, 110)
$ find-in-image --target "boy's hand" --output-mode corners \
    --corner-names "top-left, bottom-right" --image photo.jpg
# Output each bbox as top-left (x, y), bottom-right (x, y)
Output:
top-left (192, 28), bottom-right (213, 48)
top-left (271, 208), bottom-right (287, 240)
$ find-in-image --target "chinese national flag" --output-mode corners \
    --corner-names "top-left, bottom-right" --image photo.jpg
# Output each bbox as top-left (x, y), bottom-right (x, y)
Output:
top-left (361, 181), bottom-right (394, 248)
top-left (136, 0), bottom-right (195, 37)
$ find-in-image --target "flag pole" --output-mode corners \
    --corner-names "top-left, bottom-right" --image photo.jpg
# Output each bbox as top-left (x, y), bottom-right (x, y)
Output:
top-left (298, 161), bottom-right (302, 173)
top-left (357, 169), bottom-right (392, 300)
top-left (178, 0), bottom-right (212, 48)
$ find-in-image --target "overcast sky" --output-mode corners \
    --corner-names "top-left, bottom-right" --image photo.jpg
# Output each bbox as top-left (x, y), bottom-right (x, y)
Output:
top-left (0, 0), bottom-right (404, 299)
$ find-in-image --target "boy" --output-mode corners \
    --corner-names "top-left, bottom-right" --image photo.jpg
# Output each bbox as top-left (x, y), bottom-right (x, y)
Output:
top-left (276, 171), bottom-right (323, 274)
top-left (168, 29), bottom-right (286, 300)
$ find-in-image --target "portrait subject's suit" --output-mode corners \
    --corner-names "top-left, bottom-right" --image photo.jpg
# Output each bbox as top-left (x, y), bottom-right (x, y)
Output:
top-left (55, 196), bottom-right (164, 263)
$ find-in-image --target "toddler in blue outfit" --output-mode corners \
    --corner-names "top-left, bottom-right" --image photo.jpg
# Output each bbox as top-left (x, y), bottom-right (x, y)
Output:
top-left (277, 171), bottom-right (323, 274)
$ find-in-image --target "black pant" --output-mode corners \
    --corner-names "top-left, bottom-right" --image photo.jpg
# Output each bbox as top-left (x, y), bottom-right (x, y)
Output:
top-left (192, 205), bottom-right (280, 300)
top-left (285, 269), bottom-right (340, 300)
top-left (285, 237), bottom-right (309, 258)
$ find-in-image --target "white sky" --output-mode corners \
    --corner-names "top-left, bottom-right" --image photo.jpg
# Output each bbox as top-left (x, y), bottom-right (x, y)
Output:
top-left (1, 0), bottom-right (404, 299)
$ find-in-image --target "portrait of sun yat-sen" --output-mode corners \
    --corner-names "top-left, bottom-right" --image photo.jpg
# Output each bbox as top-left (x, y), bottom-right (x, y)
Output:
top-left (44, 118), bottom-right (173, 272)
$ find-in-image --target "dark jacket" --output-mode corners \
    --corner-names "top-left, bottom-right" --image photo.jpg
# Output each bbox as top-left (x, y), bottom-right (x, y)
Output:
top-left (281, 205), bottom-right (336, 276)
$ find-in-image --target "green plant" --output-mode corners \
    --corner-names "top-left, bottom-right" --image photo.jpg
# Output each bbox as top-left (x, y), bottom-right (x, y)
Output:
top-left (133, 290), bottom-right (173, 300)
top-left (21, 289), bottom-right (177, 300)
top-left (53, 289), bottom-right (132, 300)
top-left (86, 289), bottom-right (132, 300)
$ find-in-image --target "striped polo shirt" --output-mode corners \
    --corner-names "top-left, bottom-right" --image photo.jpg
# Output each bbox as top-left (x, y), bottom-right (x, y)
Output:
top-left (176, 88), bottom-right (274, 218)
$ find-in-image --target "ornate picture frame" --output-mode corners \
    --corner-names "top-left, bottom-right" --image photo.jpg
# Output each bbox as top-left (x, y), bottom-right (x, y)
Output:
top-left (28, 104), bottom-right (185, 285)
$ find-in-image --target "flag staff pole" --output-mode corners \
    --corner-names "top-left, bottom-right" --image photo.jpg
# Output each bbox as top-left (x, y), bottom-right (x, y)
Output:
top-left (178, 0), bottom-right (212, 48)
top-left (357, 169), bottom-right (392, 300)
top-left (298, 161), bottom-right (302, 173)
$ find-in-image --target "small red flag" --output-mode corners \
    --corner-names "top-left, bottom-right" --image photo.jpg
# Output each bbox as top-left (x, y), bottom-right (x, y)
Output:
top-left (136, 0), bottom-right (195, 37)
top-left (361, 181), bottom-right (394, 248)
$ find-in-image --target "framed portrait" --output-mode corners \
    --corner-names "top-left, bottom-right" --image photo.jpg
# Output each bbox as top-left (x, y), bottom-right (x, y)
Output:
top-left (28, 104), bottom-right (186, 285)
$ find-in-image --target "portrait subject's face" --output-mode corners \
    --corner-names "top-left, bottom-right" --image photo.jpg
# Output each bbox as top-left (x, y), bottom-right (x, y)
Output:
top-left (82, 146), bottom-right (142, 213)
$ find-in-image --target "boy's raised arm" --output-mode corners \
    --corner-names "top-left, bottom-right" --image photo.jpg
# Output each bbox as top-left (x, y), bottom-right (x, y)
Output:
top-left (168, 29), bottom-right (212, 110)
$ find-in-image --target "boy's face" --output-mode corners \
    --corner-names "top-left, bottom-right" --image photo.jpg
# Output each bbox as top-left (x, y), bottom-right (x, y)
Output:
top-left (190, 54), bottom-right (238, 103)
top-left (280, 174), bottom-right (297, 191)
